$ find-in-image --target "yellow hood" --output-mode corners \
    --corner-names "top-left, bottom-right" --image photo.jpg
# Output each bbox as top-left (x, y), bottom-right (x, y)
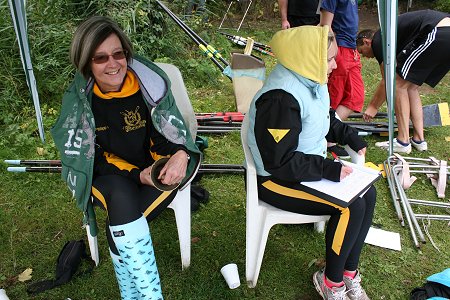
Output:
top-left (270, 26), bottom-right (329, 85)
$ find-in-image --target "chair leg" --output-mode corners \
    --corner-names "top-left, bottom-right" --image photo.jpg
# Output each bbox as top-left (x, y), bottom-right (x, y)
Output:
top-left (246, 210), bottom-right (269, 288)
top-left (246, 237), bottom-right (258, 287)
top-left (86, 224), bottom-right (100, 266)
top-left (246, 219), bottom-right (259, 287)
top-left (168, 186), bottom-right (191, 270)
top-left (314, 221), bottom-right (326, 233)
top-left (251, 221), bottom-right (272, 287)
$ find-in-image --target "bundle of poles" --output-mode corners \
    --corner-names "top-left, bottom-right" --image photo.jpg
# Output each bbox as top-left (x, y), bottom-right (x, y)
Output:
top-left (219, 32), bottom-right (274, 57)
top-left (196, 112), bottom-right (243, 133)
top-left (156, 0), bottom-right (231, 78)
top-left (383, 155), bottom-right (450, 249)
top-left (5, 160), bottom-right (245, 174)
top-left (194, 111), bottom-right (397, 135)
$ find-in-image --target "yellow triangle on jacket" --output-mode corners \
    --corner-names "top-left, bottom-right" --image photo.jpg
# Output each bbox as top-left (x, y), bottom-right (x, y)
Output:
top-left (268, 129), bottom-right (290, 143)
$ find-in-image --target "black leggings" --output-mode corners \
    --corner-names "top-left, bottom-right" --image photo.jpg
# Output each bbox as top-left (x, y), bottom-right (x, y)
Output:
top-left (92, 175), bottom-right (177, 254)
top-left (258, 178), bottom-right (376, 283)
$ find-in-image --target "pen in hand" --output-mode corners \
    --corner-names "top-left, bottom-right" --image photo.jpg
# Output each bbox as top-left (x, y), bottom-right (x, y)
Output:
top-left (331, 152), bottom-right (345, 165)
top-left (331, 152), bottom-right (353, 180)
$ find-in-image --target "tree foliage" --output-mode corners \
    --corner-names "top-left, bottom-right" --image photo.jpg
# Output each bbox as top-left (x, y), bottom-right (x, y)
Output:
top-left (1, 0), bottom-right (226, 123)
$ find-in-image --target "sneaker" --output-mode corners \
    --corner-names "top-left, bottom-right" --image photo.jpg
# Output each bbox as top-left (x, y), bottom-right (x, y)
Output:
top-left (375, 138), bottom-right (411, 154)
top-left (343, 271), bottom-right (370, 300)
top-left (327, 145), bottom-right (350, 158)
top-left (313, 269), bottom-right (348, 300)
top-left (410, 139), bottom-right (428, 151)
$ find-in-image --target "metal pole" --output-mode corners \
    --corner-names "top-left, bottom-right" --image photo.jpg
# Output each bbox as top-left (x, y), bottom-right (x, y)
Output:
top-left (414, 215), bottom-right (450, 221)
top-left (8, 0), bottom-right (45, 143)
top-left (237, 0), bottom-right (252, 32)
top-left (377, 0), bottom-right (398, 156)
top-left (392, 164), bottom-right (426, 245)
top-left (384, 159), bottom-right (404, 225)
top-left (409, 199), bottom-right (450, 209)
top-left (218, 1), bottom-right (233, 30)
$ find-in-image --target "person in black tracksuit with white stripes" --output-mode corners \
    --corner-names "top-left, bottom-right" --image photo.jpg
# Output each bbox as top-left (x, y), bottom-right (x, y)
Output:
top-left (357, 9), bottom-right (450, 154)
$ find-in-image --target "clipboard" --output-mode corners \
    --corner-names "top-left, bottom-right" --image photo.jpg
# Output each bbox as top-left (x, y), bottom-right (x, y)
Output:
top-left (300, 161), bottom-right (381, 207)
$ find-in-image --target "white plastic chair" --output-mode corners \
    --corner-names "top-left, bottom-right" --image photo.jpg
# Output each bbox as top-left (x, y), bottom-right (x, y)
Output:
top-left (87, 63), bottom-right (196, 270)
top-left (242, 115), bottom-right (365, 287)
top-left (242, 114), bottom-right (371, 288)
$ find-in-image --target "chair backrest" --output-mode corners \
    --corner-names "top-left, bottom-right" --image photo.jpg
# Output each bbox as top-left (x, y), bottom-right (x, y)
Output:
top-left (155, 62), bottom-right (197, 140)
top-left (156, 62), bottom-right (201, 188)
top-left (241, 115), bottom-right (260, 212)
top-left (230, 53), bottom-right (265, 114)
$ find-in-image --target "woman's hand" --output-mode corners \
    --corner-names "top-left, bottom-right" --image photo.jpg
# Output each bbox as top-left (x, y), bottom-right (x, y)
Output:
top-left (340, 165), bottom-right (353, 180)
top-left (140, 166), bottom-right (154, 186)
top-left (157, 150), bottom-right (189, 186)
top-left (358, 147), bottom-right (367, 156)
top-left (140, 165), bottom-right (155, 187)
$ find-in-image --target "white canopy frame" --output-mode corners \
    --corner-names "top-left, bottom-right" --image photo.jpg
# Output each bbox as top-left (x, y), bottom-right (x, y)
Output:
top-left (8, 0), bottom-right (45, 143)
top-left (378, 0), bottom-right (398, 156)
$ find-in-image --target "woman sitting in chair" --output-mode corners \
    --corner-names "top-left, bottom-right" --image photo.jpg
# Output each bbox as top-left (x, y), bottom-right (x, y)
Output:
top-left (51, 16), bottom-right (200, 299)
top-left (246, 26), bottom-right (376, 300)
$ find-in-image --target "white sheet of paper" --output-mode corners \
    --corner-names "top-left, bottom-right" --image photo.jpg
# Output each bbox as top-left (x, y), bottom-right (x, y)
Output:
top-left (364, 227), bottom-right (402, 251)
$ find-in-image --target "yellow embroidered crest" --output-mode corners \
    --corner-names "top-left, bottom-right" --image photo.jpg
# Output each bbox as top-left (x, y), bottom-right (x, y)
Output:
top-left (121, 106), bottom-right (146, 132)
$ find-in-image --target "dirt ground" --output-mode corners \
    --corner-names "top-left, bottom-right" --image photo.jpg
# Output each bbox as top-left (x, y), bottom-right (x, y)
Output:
top-left (357, 3), bottom-right (438, 95)
top-left (358, 1), bottom-right (437, 30)
top-left (358, 4), bottom-right (381, 29)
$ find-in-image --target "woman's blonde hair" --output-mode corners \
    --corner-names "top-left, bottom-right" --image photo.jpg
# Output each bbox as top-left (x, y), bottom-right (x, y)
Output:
top-left (69, 16), bottom-right (133, 79)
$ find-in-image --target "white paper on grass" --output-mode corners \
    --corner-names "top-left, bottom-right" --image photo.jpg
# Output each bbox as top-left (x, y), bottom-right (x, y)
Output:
top-left (364, 227), bottom-right (402, 251)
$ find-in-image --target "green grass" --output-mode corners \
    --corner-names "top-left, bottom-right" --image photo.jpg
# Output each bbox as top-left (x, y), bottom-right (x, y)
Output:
top-left (1, 1), bottom-right (450, 299)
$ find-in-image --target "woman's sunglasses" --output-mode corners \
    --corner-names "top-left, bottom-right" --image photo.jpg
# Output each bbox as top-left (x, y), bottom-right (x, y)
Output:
top-left (91, 50), bottom-right (128, 64)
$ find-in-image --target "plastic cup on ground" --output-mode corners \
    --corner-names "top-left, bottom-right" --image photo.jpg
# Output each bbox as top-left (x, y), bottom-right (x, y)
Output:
top-left (220, 263), bottom-right (240, 289)
top-left (0, 289), bottom-right (10, 300)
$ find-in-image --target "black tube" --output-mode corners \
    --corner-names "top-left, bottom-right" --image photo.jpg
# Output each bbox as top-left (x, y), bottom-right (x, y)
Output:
top-left (4, 159), bottom-right (62, 166)
top-left (156, 0), bottom-right (229, 73)
top-left (160, 4), bottom-right (230, 67)
top-left (197, 126), bottom-right (241, 132)
top-left (348, 112), bottom-right (389, 119)
top-left (6, 164), bottom-right (245, 174)
top-left (201, 164), bottom-right (244, 169)
top-left (219, 32), bottom-right (271, 51)
top-left (197, 120), bottom-right (242, 126)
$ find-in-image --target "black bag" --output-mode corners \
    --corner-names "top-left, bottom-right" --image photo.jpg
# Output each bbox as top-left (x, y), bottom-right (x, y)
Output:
top-left (27, 240), bottom-right (95, 294)
top-left (191, 185), bottom-right (210, 211)
top-left (410, 281), bottom-right (450, 300)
